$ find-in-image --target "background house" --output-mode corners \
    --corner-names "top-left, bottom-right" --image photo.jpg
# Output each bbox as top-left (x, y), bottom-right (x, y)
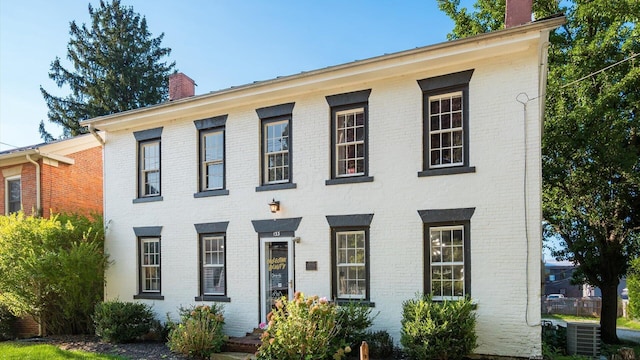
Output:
top-left (0, 134), bottom-right (103, 218)
top-left (0, 134), bottom-right (103, 337)
top-left (82, 6), bottom-right (564, 358)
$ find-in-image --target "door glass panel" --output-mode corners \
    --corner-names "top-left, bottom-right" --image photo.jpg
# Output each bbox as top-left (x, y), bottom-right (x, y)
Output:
top-left (264, 242), bottom-right (288, 316)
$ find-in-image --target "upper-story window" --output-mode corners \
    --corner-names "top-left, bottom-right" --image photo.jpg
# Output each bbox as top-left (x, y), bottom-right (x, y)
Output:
top-left (418, 70), bottom-right (475, 177)
top-left (140, 141), bottom-right (160, 196)
top-left (133, 127), bottom-right (163, 203)
top-left (5, 176), bottom-right (21, 214)
top-left (194, 115), bottom-right (228, 197)
top-left (264, 120), bottom-right (289, 184)
top-left (325, 89), bottom-right (373, 185)
top-left (256, 103), bottom-right (296, 192)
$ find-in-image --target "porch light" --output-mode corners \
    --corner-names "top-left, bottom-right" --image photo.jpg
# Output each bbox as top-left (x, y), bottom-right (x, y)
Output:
top-left (269, 199), bottom-right (280, 213)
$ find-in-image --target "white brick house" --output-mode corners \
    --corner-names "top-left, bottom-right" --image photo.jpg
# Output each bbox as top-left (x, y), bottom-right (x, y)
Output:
top-left (83, 13), bottom-right (564, 357)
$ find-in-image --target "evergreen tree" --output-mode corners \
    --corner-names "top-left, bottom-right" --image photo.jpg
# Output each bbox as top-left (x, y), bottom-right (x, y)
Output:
top-left (438, 0), bottom-right (640, 344)
top-left (40, 0), bottom-right (175, 140)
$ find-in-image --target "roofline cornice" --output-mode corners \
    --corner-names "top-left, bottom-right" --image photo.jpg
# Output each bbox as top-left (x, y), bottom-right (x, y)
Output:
top-left (81, 15), bottom-right (565, 131)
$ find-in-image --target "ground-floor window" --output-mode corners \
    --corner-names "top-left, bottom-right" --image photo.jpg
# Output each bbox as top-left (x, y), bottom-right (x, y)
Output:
top-left (140, 237), bottom-right (161, 293)
top-left (201, 235), bottom-right (225, 296)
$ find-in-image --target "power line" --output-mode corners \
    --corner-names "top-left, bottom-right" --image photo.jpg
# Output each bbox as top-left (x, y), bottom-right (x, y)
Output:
top-left (560, 52), bottom-right (639, 89)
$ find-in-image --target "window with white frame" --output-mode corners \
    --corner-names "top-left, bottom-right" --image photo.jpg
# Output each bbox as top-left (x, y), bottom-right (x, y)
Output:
top-left (263, 120), bottom-right (290, 184)
top-left (335, 230), bottom-right (367, 300)
top-left (429, 225), bottom-right (465, 300)
top-left (335, 109), bottom-right (365, 177)
top-left (325, 89), bottom-right (372, 184)
top-left (428, 93), bottom-right (464, 167)
top-left (417, 70), bottom-right (475, 176)
top-left (201, 235), bottom-right (225, 295)
top-left (201, 130), bottom-right (224, 191)
top-left (419, 207), bottom-right (474, 301)
top-left (6, 177), bottom-right (21, 214)
top-left (139, 140), bottom-right (160, 197)
top-left (140, 237), bottom-right (160, 293)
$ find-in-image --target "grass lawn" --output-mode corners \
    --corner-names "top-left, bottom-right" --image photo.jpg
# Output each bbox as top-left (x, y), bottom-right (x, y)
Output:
top-left (542, 314), bottom-right (640, 330)
top-left (0, 342), bottom-right (127, 360)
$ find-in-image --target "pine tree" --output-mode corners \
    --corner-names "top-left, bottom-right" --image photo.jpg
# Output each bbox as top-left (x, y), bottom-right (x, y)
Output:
top-left (438, 0), bottom-right (640, 344)
top-left (39, 0), bottom-right (175, 140)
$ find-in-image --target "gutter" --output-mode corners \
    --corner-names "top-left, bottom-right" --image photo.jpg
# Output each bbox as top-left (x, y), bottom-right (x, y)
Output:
top-left (88, 124), bottom-right (105, 145)
top-left (25, 153), bottom-right (41, 216)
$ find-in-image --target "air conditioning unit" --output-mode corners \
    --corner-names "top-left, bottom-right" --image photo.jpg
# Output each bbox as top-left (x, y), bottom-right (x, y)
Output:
top-left (566, 322), bottom-right (600, 356)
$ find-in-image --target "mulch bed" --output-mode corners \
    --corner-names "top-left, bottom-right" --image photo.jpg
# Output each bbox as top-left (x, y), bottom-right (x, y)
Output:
top-left (25, 335), bottom-right (189, 360)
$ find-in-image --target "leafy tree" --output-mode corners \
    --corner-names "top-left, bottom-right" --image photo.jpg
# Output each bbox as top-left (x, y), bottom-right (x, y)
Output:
top-left (39, 0), bottom-right (175, 141)
top-left (438, 0), bottom-right (640, 344)
top-left (0, 212), bottom-right (109, 334)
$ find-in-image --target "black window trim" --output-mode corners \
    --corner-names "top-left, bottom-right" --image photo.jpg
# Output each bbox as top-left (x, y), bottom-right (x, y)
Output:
top-left (417, 70), bottom-right (476, 177)
top-left (256, 103), bottom-right (297, 192)
top-left (133, 127), bottom-right (163, 203)
top-left (194, 115), bottom-right (229, 198)
top-left (133, 235), bottom-right (164, 300)
top-left (326, 213), bottom-right (375, 306)
top-left (194, 221), bottom-right (230, 302)
top-left (325, 89), bottom-right (373, 185)
top-left (418, 208), bottom-right (474, 300)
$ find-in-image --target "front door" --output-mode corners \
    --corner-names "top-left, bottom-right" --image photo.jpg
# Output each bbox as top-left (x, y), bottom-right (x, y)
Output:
top-left (260, 237), bottom-right (294, 322)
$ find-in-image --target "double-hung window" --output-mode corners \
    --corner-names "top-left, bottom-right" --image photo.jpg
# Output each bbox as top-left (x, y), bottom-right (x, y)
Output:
top-left (336, 230), bottom-right (367, 299)
top-left (201, 235), bottom-right (225, 295)
top-left (133, 127), bottom-right (163, 202)
top-left (256, 103), bottom-right (296, 191)
top-left (194, 115), bottom-right (228, 197)
top-left (264, 120), bottom-right (290, 184)
top-left (418, 70), bottom-right (475, 177)
top-left (419, 208), bottom-right (474, 301)
top-left (326, 89), bottom-right (373, 185)
top-left (5, 176), bottom-right (21, 214)
top-left (194, 221), bottom-right (230, 302)
top-left (140, 141), bottom-right (160, 196)
top-left (134, 226), bottom-right (163, 300)
top-left (429, 226), bottom-right (465, 299)
top-left (140, 238), bottom-right (161, 293)
top-left (327, 214), bottom-right (374, 304)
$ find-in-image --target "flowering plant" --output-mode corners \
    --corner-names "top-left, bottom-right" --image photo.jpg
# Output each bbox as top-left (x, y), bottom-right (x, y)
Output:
top-left (256, 292), bottom-right (350, 360)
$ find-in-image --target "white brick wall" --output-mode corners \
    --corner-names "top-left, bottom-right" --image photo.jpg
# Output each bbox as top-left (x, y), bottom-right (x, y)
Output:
top-left (102, 41), bottom-right (546, 357)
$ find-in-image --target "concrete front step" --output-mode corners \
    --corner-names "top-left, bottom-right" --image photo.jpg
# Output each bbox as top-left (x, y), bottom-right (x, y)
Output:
top-left (210, 352), bottom-right (256, 360)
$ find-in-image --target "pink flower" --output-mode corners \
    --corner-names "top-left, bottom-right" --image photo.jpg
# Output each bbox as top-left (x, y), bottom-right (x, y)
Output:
top-left (319, 297), bottom-right (328, 304)
top-left (259, 322), bottom-right (268, 330)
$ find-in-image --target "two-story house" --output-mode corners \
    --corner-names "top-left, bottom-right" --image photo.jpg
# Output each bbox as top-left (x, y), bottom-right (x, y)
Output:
top-left (0, 134), bottom-right (103, 218)
top-left (81, 5), bottom-right (564, 357)
top-left (0, 134), bottom-right (103, 337)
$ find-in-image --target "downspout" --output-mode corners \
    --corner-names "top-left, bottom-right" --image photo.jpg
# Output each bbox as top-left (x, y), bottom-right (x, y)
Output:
top-left (25, 153), bottom-right (41, 217)
top-left (88, 124), bottom-right (105, 145)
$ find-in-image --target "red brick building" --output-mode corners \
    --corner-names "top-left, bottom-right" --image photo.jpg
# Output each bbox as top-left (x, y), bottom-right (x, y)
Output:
top-left (0, 134), bottom-right (103, 218)
top-left (0, 134), bottom-right (103, 337)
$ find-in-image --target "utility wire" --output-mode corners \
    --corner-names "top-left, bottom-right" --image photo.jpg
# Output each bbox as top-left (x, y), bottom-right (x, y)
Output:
top-left (560, 52), bottom-right (639, 89)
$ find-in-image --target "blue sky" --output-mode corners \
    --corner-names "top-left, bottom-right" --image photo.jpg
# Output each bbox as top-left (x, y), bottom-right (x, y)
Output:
top-left (0, 0), bottom-right (475, 151)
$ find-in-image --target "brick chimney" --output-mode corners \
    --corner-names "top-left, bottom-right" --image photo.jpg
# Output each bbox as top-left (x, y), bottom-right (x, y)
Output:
top-left (505, 0), bottom-right (533, 28)
top-left (168, 73), bottom-right (196, 101)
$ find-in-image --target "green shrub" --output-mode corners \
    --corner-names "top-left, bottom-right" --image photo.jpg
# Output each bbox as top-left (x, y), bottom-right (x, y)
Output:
top-left (167, 304), bottom-right (226, 359)
top-left (335, 301), bottom-right (378, 350)
top-left (0, 303), bottom-right (16, 340)
top-left (627, 258), bottom-right (640, 319)
top-left (93, 300), bottom-right (155, 343)
top-left (400, 295), bottom-right (477, 360)
top-left (541, 320), bottom-right (566, 358)
top-left (364, 330), bottom-right (395, 359)
top-left (257, 292), bottom-right (351, 360)
top-left (0, 212), bottom-right (108, 335)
